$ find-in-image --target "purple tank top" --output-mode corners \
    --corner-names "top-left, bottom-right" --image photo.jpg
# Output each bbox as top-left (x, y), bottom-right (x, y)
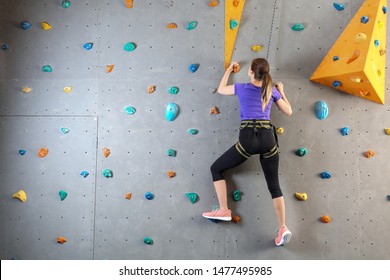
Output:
top-left (234, 83), bottom-right (282, 121)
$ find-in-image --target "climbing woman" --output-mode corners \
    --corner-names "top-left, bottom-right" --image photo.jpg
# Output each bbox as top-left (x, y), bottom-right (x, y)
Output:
top-left (202, 58), bottom-right (293, 246)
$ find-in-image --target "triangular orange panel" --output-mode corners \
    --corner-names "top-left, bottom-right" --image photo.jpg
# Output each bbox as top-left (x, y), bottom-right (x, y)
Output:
top-left (310, 0), bottom-right (387, 104)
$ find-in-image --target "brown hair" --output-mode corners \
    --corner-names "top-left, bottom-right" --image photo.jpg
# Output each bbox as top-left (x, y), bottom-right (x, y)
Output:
top-left (251, 58), bottom-right (273, 112)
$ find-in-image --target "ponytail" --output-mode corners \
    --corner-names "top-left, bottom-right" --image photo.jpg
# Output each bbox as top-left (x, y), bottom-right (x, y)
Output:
top-left (261, 72), bottom-right (273, 112)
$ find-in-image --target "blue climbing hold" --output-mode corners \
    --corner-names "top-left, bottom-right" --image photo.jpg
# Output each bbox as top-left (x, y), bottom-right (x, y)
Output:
top-left (145, 192), bottom-right (154, 200)
top-left (374, 40), bottom-right (380, 47)
top-left (360, 16), bottom-right (369, 24)
top-left (383, 6), bottom-right (387, 14)
top-left (61, 127), bottom-right (70, 134)
top-left (80, 171), bottom-right (89, 178)
top-left (102, 169), bottom-right (113, 178)
top-left (188, 129), bottom-right (199, 135)
top-left (387, 194), bottom-right (390, 200)
top-left (168, 86), bottom-right (179, 95)
top-left (333, 56), bottom-right (339, 61)
top-left (230, 19), bottom-right (238, 30)
top-left (21, 21), bottom-right (32, 30)
top-left (167, 149), bottom-right (177, 157)
top-left (19, 150), bottom-right (26, 155)
top-left (165, 103), bottom-right (179, 121)
top-left (314, 101), bottom-right (329, 120)
top-left (189, 63), bottom-right (199, 73)
top-left (2, 44), bottom-right (9, 50)
top-left (83, 43), bottom-right (93, 50)
top-left (340, 127), bottom-right (349, 136)
top-left (332, 80), bottom-right (342, 88)
top-left (333, 3), bottom-right (344, 11)
top-left (125, 106), bottom-right (136, 115)
top-left (320, 171), bottom-right (332, 179)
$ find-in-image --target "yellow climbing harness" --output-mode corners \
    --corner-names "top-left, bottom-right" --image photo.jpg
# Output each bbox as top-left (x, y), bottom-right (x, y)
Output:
top-left (236, 120), bottom-right (279, 159)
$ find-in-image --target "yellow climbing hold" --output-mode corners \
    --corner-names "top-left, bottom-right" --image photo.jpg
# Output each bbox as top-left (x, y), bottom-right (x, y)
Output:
top-left (350, 77), bottom-right (362, 83)
top-left (251, 45), bottom-right (263, 52)
top-left (294, 192), bottom-right (307, 201)
top-left (22, 87), bottom-right (32, 93)
top-left (13, 190), bottom-right (27, 202)
top-left (64, 86), bottom-right (73, 94)
top-left (41, 22), bottom-right (52, 30)
top-left (276, 127), bottom-right (284, 134)
top-left (384, 128), bottom-right (390, 135)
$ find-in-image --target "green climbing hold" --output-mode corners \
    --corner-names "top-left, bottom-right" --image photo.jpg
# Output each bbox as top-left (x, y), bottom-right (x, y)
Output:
top-left (187, 21), bottom-right (198, 30)
top-left (188, 129), bottom-right (199, 135)
top-left (102, 169), bottom-right (113, 178)
top-left (61, 127), bottom-right (70, 134)
top-left (230, 19), bottom-right (239, 30)
top-left (295, 148), bottom-right (307, 157)
top-left (232, 190), bottom-right (241, 201)
top-left (144, 237), bottom-right (153, 245)
top-left (168, 86), bottom-right (179, 95)
top-left (59, 190), bottom-right (68, 201)
top-left (186, 192), bottom-right (198, 204)
top-left (61, 0), bottom-right (71, 8)
top-left (124, 106), bottom-right (136, 115)
top-left (291, 23), bottom-right (305, 31)
top-left (124, 42), bottom-right (136, 52)
top-left (42, 65), bottom-right (52, 72)
top-left (168, 149), bottom-right (177, 157)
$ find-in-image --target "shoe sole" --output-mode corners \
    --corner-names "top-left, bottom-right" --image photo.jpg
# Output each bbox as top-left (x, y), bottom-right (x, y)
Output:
top-left (202, 214), bottom-right (232, 221)
top-left (276, 231), bottom-right (292, 246)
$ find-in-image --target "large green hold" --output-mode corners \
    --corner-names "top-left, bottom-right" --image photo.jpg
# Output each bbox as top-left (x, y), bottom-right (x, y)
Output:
top-left (187, 21), bottom-right (197, 30)
top-left (232, 190), bottom-right (241, 201)
top-left (186, 192), bottom-right (198, 204)
top-left (42, 65), bottom-right (52, 72)
top-left (291, 23), bottom-right (305, 31)
top-left (124, 42), bottom-right (136, 52)
top-left (295, 148), bottom-right (307, 157)
top-left (102, 169), bottom-right (113, 178)
top-left (59, 190), bottom-right (68, 201)
top-left (61, 0), bottom-right (71, 8)
top-left (144, 237), bottom-right (153, 245)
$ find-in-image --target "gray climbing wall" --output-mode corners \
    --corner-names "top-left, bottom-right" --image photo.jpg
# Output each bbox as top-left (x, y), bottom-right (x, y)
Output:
top-left (0, 0), bottom-right (389, 260)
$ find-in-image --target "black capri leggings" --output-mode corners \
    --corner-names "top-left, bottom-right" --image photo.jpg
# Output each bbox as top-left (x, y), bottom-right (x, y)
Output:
top-left (210, 123), bottom-right (283, 199)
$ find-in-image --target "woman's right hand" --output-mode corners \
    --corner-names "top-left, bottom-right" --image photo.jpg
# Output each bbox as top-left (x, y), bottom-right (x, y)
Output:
top-left (275, 82), bottom-right (284, 95)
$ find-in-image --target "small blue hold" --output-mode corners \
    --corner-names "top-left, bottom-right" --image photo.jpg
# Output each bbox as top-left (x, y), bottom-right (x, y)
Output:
top-left (333, 3), bottom-right (344, 11)
top-left (80, 171), bottom-right (89, 178)
top-left (332, 80), bottom-right (342, 88)
top-left (19, 150), bottom-right (26, 155)
top-left (383, 6), bottom-right (387, 14)
top-left (145, 192), bottom-right (154, 200)
top-left (340, 127), bottom-right (349, 136)
top-left (2, 44), bottom-right (9, 50)
top-left (333, 56), bottom-right (339, 61)
top-left (360, 16), bottom-right (369, 24)
top-left (320, 171), bottom-right (332, 179)
top-left (61, 127), bottom-right (70, 134)
top-left (374, 40), bottom-right (380, 47)
top-left (83, 43), bottom-right (93, 50)
top-left (189, 63), bottom-right (199, 73)
top-left (21, 21), bottom-right (32, 30)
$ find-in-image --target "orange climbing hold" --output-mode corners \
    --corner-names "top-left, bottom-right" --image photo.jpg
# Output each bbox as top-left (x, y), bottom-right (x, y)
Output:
top-left (380, 49), bottom-right (386, 56)
top-left (106, 65), bottom-right (114, 73)
top-left (321, 215), bottom-right (331, 223)
top-left (364, 150), bottom-right (376, 158)
top-left (209, 0), bottom-right (219, 7)
top-left (359, 89), bottom-right (370, 96)
top-left (210, 106), bottom-right (220, 114)
top-left (57, 236), bottom-right (67, 244)
top-left (125, 193), bottom-right (132, 200)
top-left (346, 49), bottom-right (360, 64)
top-left (233, 0), bottom-right (240, 7)
top-left (148, 85), bottom-right (156, 93)
top-left (125, 0), bottom-right (133, 8)
top-left (167, 23), bottom-right (178, 29)
top-left (103, 148), bottom-right (111, 158)
top-left (167, 171), bottom-right (176, 178)
top-left (232, 215), bottom-right (241, 223)
top-left (233, 64), bottom-right (240, 73)
top-left (38, 148), bottom-right (48, 158)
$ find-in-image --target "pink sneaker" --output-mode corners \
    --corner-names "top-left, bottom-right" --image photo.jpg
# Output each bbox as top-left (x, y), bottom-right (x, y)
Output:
top-left (275, 225), bottom-right (292, 246)
top-left (202, 209), bottom-right (232, 221)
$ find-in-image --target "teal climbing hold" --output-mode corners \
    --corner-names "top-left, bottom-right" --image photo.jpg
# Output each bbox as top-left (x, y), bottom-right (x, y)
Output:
top-left (165, 103), bottom-right (179, 121)
top-left (167, 149), bottom-right (177, 157)
top-left (291, 23), bottom-right (305, 31)
top-left (188, 129), bottom-right (199, 135)
top-left (189, 63), bottom-right (199, 73)
top-left (295, 148), bottom-right (307, 157)
top-left (186, 192), bottom-right (198, 204)
top-left (62, 1), bottom-right (71, 8)
top-left (383, 6), bottom-right (387, 14)
top-left (102, 169), bottom-right (113, 178)
top-left (42, 65), bottom-right (52, 72)
top-left (230, 19), bottom-right (238, 30)
top-left (19, 150), bottom-right (26, 155)
top-left (124, 42), bottom-right (136, 52)
top-left (145, 192), bottom-right (154, 200)
top-left (61, 127), bottom-right (70, 134)
top-left (144, 237), bottom-right (153, 245)
top-left (168, 86), bottom-right (179, 95)
top-left (315, 100), bottom-right (329, 120)
top-left (232, 190), bottom-right (241, 201)
top-left (333, 3), bottom-right (344, 11)
top-left (83, 43), bottom-right (93, 50)
top-left (21, 21), bottom-right (31, 30)
top-left (187, 21), bottom-right (198, 30)
top-left (80, 171), bottom-right (89, 178)
top-left (374, 40), bottom-right (380, 47)
top-left (320, 171), bottom-right (332, 179)
top-left (59, 190), bottom-right (68, 201)
top-left (125, 106), bottom-right (136, 115)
